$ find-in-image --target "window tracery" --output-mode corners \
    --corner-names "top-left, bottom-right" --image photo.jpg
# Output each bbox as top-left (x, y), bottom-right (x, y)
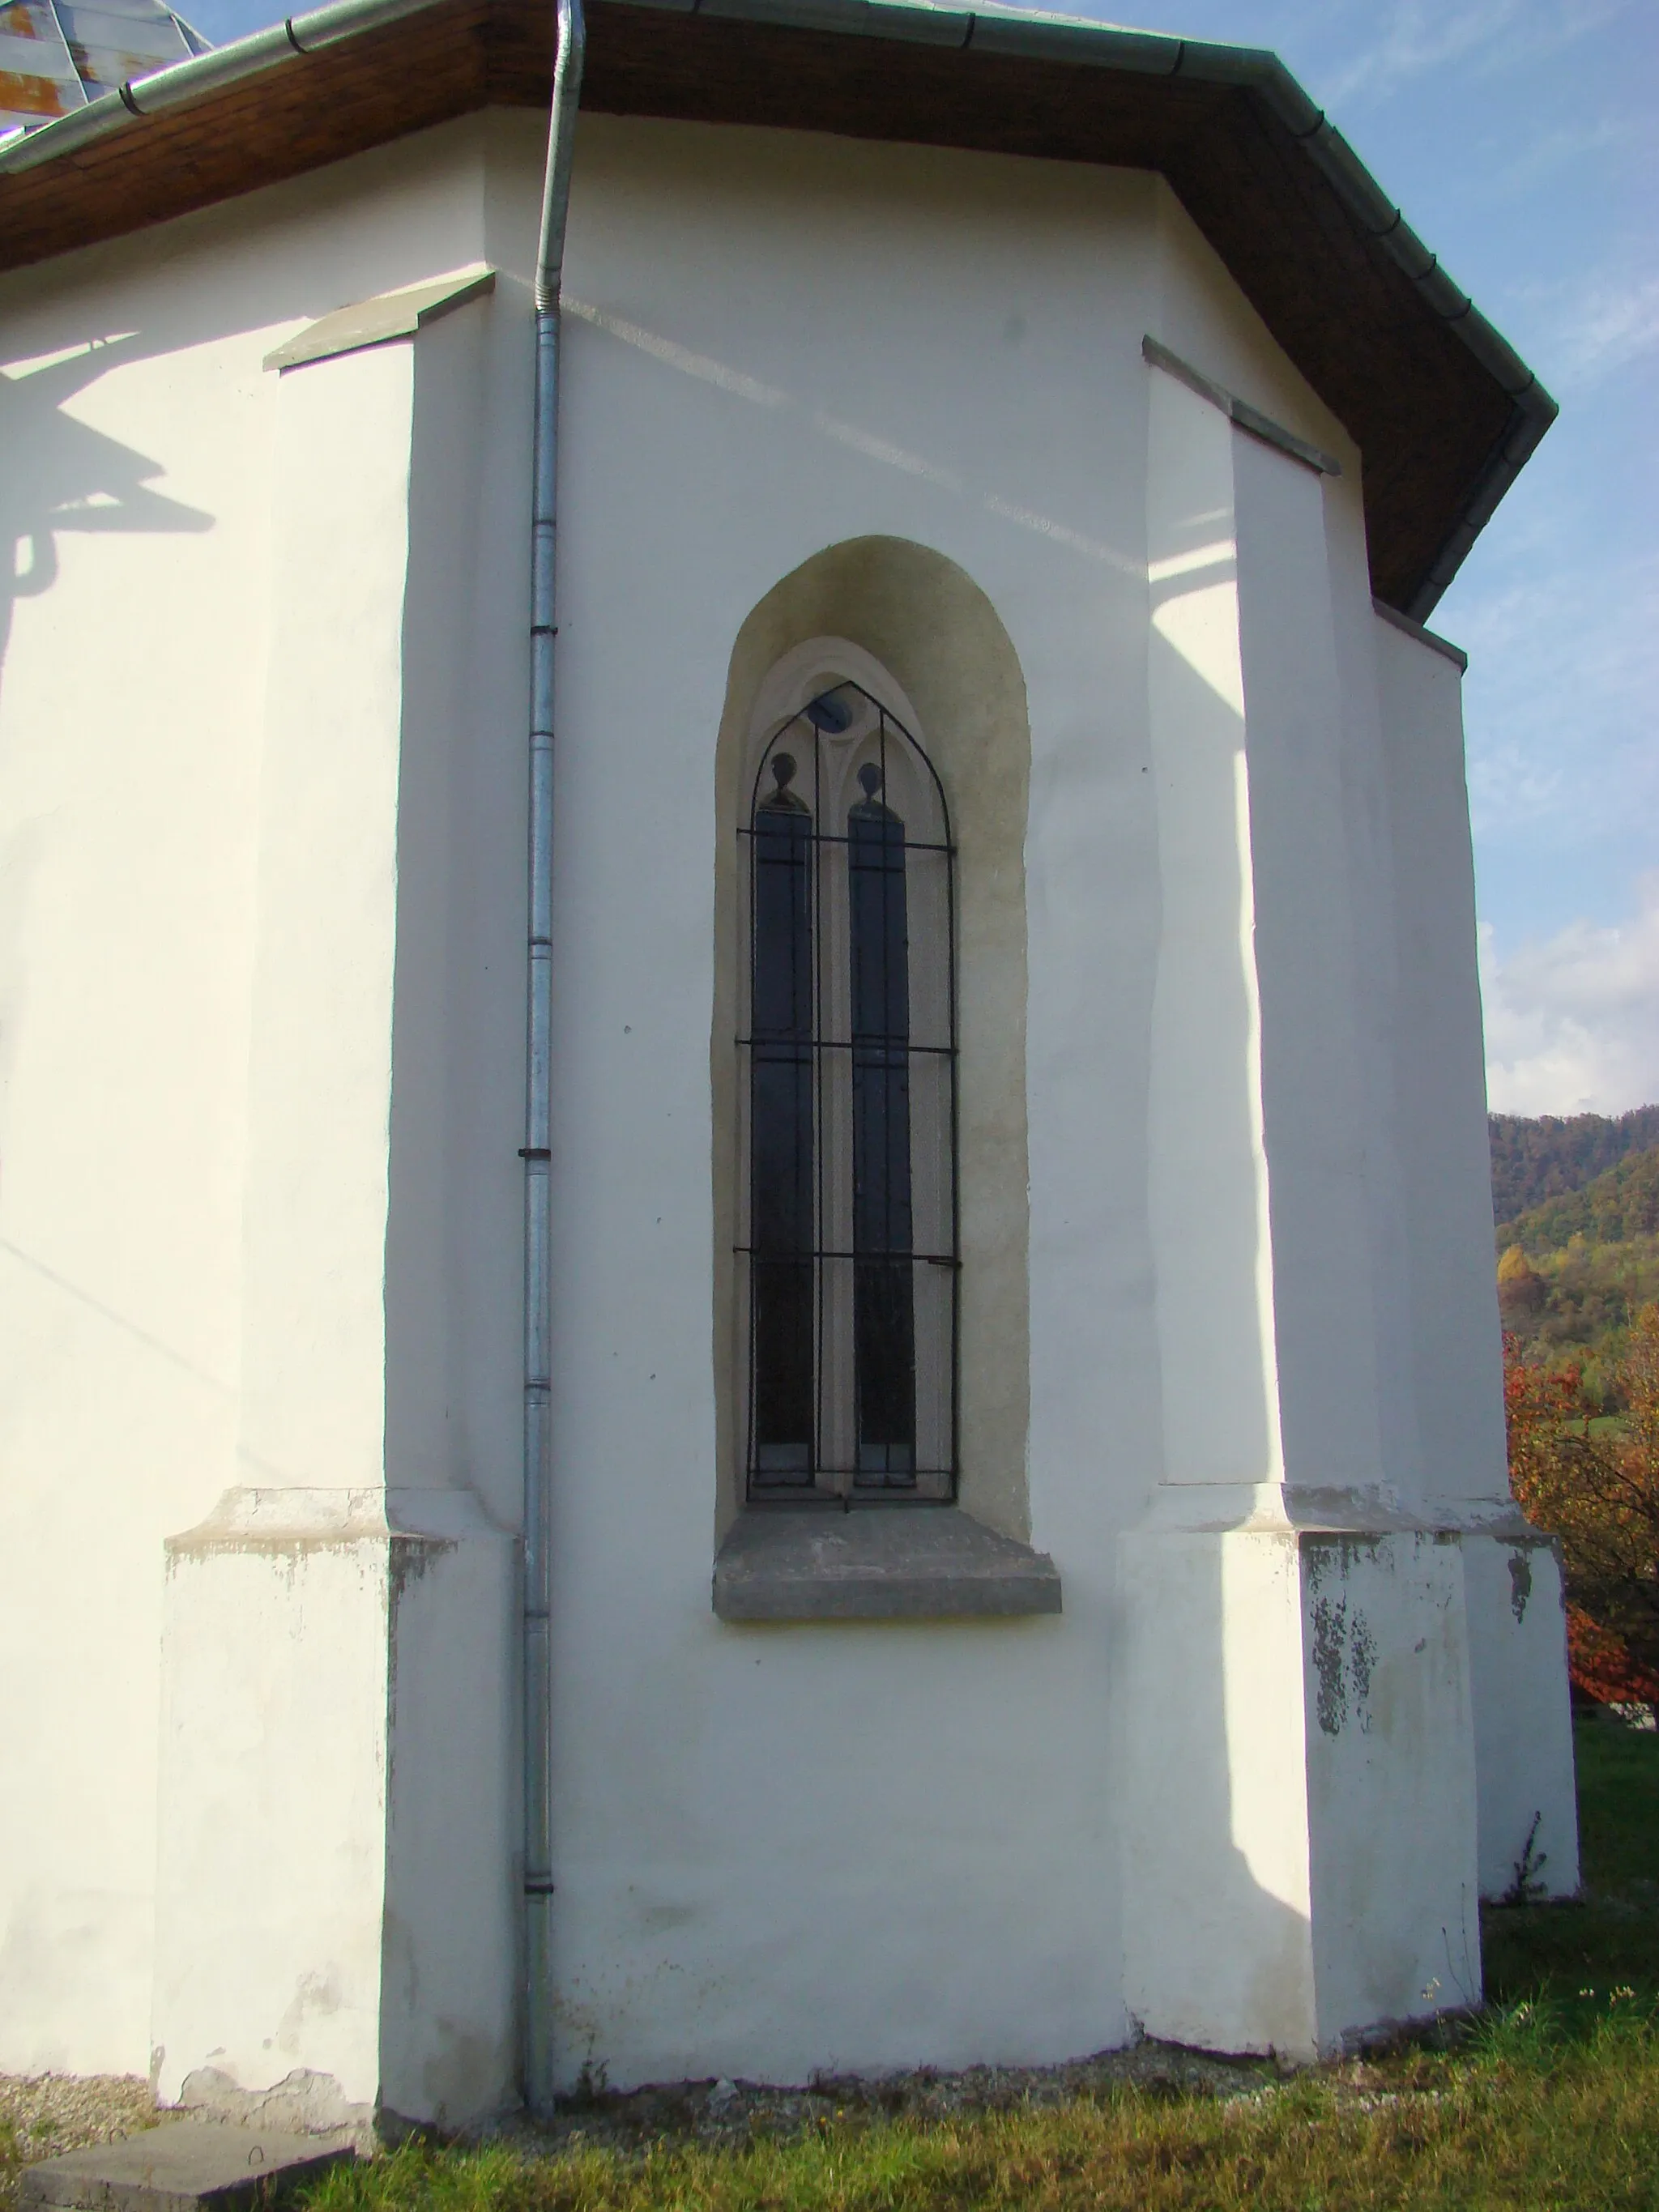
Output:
top-left (737, 676), bottom-right (957, 1504)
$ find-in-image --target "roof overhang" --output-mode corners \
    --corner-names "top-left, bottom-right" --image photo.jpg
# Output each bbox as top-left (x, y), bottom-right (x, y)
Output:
top-left (0, 0), bottom-right (1555, 617)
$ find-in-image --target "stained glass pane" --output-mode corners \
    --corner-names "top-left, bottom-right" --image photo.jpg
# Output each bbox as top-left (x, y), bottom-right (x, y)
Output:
top-left (848, 768), bottom-right (916, 1484)
top-left (750, 760), bottom-right (814, 1478)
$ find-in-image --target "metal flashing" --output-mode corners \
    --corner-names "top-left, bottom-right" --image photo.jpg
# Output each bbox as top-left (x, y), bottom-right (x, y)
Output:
top-left (1372, 596), bottom-right (1469, 674)
top-left (700, 0), bottom-right (871, 34)
top-left (1142, 335), bottom-right (1342, 479)
top-left (969, 10), bottom-right (1177, 73)
top-left (262, 266), bottom-right (493, 370)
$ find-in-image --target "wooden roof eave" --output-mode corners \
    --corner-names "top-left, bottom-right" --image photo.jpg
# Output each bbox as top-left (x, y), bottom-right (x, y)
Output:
top-left (0, 0), bottom-right (1555, 616)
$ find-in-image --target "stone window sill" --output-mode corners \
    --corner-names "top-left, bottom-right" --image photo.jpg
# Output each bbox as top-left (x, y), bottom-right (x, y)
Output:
top-left (713, 1507), bottom-right (1061, 1622)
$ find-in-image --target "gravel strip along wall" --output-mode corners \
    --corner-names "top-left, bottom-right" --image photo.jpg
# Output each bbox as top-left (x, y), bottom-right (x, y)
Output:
top-left (0, 2077), bottom-right (173, 2210)
top-left (2, 2044), bottom-right (1270, 2186)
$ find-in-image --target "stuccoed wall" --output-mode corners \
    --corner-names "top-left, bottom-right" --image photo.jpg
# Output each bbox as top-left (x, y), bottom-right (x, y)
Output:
top-left (532, 114), bottom-right (1169, 2086)
top-left (1371, 614), bottom-right (1579, 1898)
top-left (0, 116), bottom-right (527, 2108)
top-left (530, 112), bottom-right (1466, 2084)
top-left (0, 96), bottom-right (1570, 2108)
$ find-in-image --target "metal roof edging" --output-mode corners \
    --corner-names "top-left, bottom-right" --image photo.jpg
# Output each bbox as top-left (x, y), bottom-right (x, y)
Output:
top-left (0, 0), bottom-right (452, 169)
top-left (1143, 334), bottom-right (1343, 479)
top-left (0, 0), bottom-right (1555, 613)
top-left (1372, 596), bottom-right (1469, 674)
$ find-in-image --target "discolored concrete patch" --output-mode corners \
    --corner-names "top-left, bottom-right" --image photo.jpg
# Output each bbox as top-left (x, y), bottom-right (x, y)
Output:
top-left (19, 2124), bottom-right (350, 2212)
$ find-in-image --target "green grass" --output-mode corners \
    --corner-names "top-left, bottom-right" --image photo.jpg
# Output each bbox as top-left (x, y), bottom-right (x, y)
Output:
top-left (1482, 1712), bottom-right (1659, 2024)
top-left (299, 2033), bottom-right (1659, 2210)
top-left (295, 1715), bottom-right (1659, 2212)
top-left (1579, 1712), bottom-right (1659, 1897)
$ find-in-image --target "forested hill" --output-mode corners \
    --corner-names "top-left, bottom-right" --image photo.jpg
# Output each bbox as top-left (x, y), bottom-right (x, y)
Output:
top-left (1492, 1113), bottom-right (1659, 1393)
top-left (1489, 1106), bottom-right (1659, 1224)
top-left (1499, 1143), bottom-right (1659, 1255)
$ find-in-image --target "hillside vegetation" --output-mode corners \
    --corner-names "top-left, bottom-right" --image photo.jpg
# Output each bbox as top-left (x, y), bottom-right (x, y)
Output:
top-left (1499, 1142), bottom-right (1659, 1254)
top-left (1498, 1233), bottom-right (1659, 1404)
top-left (1493, 1115), bottom-right (1659, 1402)
top-left (1495, 1114), bottom-right (1659, 1710)
top-left (1490, 1105), bottom-right (1659, 1224)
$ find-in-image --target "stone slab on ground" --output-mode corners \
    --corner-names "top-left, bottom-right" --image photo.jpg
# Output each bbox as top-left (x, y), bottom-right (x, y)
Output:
top-left (19, 2125), bottom-right (351, 2212)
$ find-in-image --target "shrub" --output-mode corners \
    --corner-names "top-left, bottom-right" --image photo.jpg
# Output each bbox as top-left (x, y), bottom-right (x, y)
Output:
top-left (1506, 1307), bottom-right (1659, 1699)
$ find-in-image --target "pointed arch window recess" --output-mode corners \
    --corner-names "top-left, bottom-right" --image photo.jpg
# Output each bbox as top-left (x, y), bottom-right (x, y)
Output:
top-left (738, 680), bottom-right (957, 1506)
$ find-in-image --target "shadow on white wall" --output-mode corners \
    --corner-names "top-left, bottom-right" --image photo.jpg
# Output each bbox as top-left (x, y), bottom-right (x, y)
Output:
top-left (0, 333), bottom-right (214, 685)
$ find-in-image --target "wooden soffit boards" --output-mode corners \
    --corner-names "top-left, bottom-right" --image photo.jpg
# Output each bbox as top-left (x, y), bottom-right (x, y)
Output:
top-left (0, 0), bottom-right (1533, 614)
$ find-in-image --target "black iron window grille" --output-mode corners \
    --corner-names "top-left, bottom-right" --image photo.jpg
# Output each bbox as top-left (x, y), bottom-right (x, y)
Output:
top-left (737, 679), bottom-right (957, 1506)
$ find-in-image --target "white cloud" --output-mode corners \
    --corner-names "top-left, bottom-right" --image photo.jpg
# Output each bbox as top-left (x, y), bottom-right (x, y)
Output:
top-left (1482, 876), bottom-right (1659, 1114)
top-left (1322, 0), bottom-right (1628, 107)
top-left (1482, 113), bottom-right (1632, 197)
top-left (1324, 0), bottom-right (1521, 106)
top-left (1538, 270), bottom-right (1659, 390)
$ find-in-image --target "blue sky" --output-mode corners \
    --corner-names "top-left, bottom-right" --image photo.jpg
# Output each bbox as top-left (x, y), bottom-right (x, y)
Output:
top-left (186, 0), bottom-right (1658, 1112)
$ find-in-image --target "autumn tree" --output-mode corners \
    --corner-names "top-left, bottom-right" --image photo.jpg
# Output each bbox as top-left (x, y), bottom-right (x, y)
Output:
top-left (1497, 1242), bottom-right (1546, 1319)
top-left (1504, 1306), bottom-right (1659, 1703)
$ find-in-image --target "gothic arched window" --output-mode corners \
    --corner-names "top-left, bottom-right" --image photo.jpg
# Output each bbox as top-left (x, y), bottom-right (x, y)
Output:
top-left (738, 678), bottom-right (957, 1504)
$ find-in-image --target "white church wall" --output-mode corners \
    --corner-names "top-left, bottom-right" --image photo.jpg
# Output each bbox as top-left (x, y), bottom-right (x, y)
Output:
top-left (0, 197), bottom-right (274, 2077)
top-left (151, 310), bottom-right (519, 2126)
top-left (1371, 616), bottom-right (1512, 1513)
top-left (1149, 185), bottom-right (1427, 1514)
top-left (1127, 360), bottom-right (1482, 2057)
top-left (1324, 491), bottom-right (1427, 1515)
top-left (1231, 425), bottom-right (1387, 1499)
top-left (1139, 352), bottom-right (1395, 1514)
top-left (155, 1500), bottom-right (397, 2126)
top-left (524, 110), bottom-right (1158, 2086)
top-left (1120, 1524), bottom-right (1318, 2055)
top-left (0, 89), bottom-right (1570, 2104)
top-left (374, 282), bottom-right (527, 2122)
top-left (235, 325), bottom-right (412, 1501)
top-left (0, 118), bottom-right (522, 2094)
top-left (388, 281), bottom-right (534, 1540)
top-left (519, 109), bottom-right (1495, 2085)
top-left (1122, 1523), bottom-right (1482, 2060)
top-left (1141, 360), bottom-right (1282, 1495)
top-left (1461, 1532), bottom-right (1580, 1900)
top-left (1301, 1532), bottom-right (1482, 2038)
top-left (1371, 612), bottom-right (1579, 1898)
top-left (152, 334), bottom-right (415, 2119)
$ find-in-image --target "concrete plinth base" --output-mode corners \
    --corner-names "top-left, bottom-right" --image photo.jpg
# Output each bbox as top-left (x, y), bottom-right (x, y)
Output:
top-left (20, 2126), bottom-right (352, 2212)
top-left (152, 1486), bottom-right (517, 2129)
top-left (1461, 1523), bottom-right (1580, 1899)
top-left (1119, 1512), bottom-right (1482, 2059)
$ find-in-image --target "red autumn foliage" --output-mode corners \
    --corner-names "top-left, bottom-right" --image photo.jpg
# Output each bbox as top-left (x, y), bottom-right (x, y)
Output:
top-left (1566, 1603), bottom-right (1659, 1707)
top-left (1503, 1311), bottom-right (1659, 1706)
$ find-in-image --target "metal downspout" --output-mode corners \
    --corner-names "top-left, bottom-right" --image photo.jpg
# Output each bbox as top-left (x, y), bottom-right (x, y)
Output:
top-left (522, 0), bottom-right (585, 2120)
